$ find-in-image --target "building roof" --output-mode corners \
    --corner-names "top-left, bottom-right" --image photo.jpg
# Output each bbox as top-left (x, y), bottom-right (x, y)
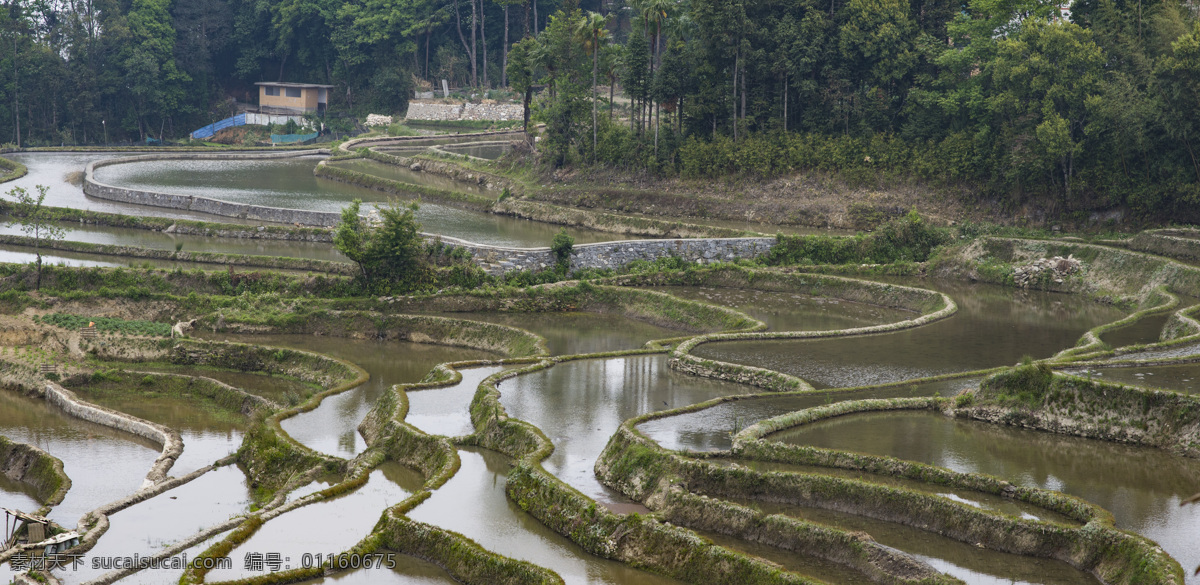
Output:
top-left (2, 508), bottom-right (50, 525)
top-left (255, 82), bottom-right (335, 89)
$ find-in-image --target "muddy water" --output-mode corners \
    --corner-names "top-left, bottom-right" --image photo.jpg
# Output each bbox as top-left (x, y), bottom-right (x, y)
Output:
top-left (498, 355), bottom-right (753, 509)
top-left (440, 144), bottom-right (511, 160)
top-left (1101, 313), bottom-right (1171, 348)
top-left (694, 529), bottom-right (870, 584)
top-left (0, 469), bottom-right (41, 510)
top-left (4, 152), bottom-right (289, 224)
top-left (437, 311), bottom-right (681, 356)
top-left (0, 243), bottom-right (320, 274)
top-left (693, 282), bottom-right (1126, 388)
top-left (743, 499), bottom-right (1099, 585)
top-left (68, 384), bottom-right (245, 475)
top-left (0, 220), bottom-right (348, 263)
top-left (57, 465), bottom-right (252, 584)
top-left (204, 462), bottom-right (426, 582)
top-left (285, 555), bottom-right (456, 585)
top-left (0, 246), bottom-right (126, 268)
top-left (97, 158), bottom-right (619, 247)
top-left (406, 448), bottom-right (681, 585)
top-left (327, 159), bottom-right (490, 196)
top-left (405, 365), bottom-right (508, 437)
top-left (97, 363), bottom-right (318, 405)
top-left (636, 378), bottom-right (981, 453)
top-left (0, 389), bottom-right (160, 527)
top-left (709, 457), bottom-right (1076, 524)
top-left (649, 286), bottom-right (912, 332)
top-left (770, 410), bottom-right (1200, 582)
top-left (200, 334), bottom-right (492, 457)
top-left (1074, 364), bottom-right (1200, 394)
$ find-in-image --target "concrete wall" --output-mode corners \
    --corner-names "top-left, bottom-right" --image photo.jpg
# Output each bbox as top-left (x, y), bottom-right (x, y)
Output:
top-left (84, 151), bottom-right (342, 228)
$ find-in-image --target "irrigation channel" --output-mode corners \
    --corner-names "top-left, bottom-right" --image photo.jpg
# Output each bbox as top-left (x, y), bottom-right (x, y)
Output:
top-left (1, 139), bottom-right (1199, 585)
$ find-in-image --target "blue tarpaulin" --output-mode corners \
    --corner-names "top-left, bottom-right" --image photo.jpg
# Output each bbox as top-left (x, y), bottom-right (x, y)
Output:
top-left (190, 114), bottom-right (247, 140)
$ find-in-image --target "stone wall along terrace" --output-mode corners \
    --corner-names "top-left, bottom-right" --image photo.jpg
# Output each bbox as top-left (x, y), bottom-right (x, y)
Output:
top-left (405, 102), bottom-right (523, 122)
top-left (432, 235), bottom-right (777, 275)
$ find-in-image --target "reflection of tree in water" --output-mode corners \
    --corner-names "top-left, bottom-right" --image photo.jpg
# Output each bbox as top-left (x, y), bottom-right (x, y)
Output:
top-left (775, 410), bottom-right (1200, 533)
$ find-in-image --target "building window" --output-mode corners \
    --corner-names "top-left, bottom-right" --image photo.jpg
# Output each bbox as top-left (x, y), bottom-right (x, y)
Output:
top-left (285, 87), bottom-right (302, 98)
top-left (264, 86), bottom-right (280, 96)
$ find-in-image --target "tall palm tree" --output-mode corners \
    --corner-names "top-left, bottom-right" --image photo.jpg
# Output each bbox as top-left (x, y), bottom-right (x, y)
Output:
top-left (575, 11), bottom-right (610, 161)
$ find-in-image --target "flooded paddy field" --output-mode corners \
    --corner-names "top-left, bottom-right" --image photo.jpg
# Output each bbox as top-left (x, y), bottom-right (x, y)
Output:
top-left (691, 281), bottom-right (1126, 388)
top-left (768, 410), bottom-right (1200, 580)
top-left (4, 147), bottom-right (1200, 585)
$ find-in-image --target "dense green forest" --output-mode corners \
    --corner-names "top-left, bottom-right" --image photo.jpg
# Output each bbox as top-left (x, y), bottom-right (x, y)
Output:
top-left (2, 0), bottom-right (1199, 216)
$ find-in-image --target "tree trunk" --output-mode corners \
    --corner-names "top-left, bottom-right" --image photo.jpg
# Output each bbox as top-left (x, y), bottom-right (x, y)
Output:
top-left (523, 87), bottom-right (532, 142)
top-left (609, 80), bottom-right (614, 122)
top-left (740, 59), bottom-right (746, 122)
top-left (426, 29), bottom-right (431, 79)
top-left (502, 5), bottom-right (509, 86)
top-left (471, 0), bottom-right (478, 87)
top-left (783, 74), bottom-right (788, 131)
top-left (455, 0), bottom-right (478, 87)
top-left (472, 0), bottom-right (482, 87)
top-left (13, 37), bottom-right (20, 147)
top-left (593, 43), bottom-right (598, 161)
top-left (533, 0), bottom-right (538, 36)
top-left (732, 47), bottom-right (739, 142)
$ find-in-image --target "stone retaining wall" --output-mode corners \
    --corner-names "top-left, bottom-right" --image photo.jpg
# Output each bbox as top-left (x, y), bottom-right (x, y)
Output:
top-left (405, 102), bottom-right (523, 122)
top-left (432, 235), bottom-right (776, 275)
top-left (84, 151), bottom-right (341, 227)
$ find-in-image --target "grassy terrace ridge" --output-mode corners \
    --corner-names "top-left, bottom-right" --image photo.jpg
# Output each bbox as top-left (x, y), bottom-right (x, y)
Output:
top-left (706, 396), bottom-right (1183, 585)
top-left (0, 154), bottom-right (28, 185)
top-left (182, 312), bottom-right (557, 585)
top-left (0, 203), bottom-right (336, 242)
top-left (0, 435), bottom-right (71, 513)
top-left (658, 267), bottom-right (955, 392)
top-left (340, 142), bottom-right (763, 239)
top-left (0, 232), bottom-right (355, 275)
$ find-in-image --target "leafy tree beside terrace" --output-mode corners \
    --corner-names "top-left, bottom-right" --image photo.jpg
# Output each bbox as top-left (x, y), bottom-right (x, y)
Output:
top-left (333, 199), bottom-right (431, 290)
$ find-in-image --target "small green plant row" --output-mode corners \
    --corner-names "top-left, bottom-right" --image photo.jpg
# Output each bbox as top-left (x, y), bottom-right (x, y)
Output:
top-left (36, 312), bottom-right (172, 337)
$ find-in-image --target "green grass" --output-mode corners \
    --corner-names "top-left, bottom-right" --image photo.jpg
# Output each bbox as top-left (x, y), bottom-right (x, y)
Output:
top-left (36, 313), bottom-right (172, 337)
